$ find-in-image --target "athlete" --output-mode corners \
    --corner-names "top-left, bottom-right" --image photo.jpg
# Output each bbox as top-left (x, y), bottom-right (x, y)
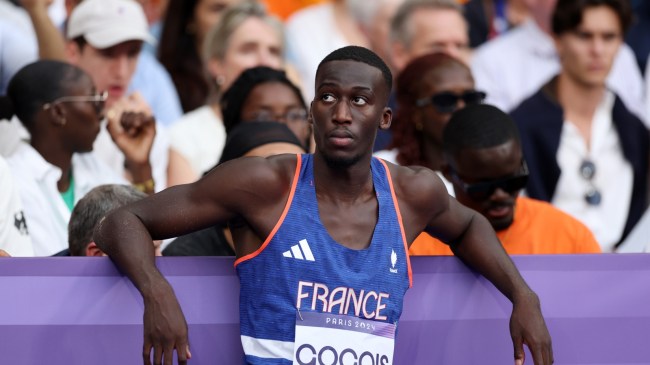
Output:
top-left (95, 46), bottom-right (553, 365)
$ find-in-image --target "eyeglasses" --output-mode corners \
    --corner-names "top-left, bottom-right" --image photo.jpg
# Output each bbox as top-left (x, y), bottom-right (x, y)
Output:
top-left (579, 159), bottom-right (601, 205)
top-left (246, 109), bottom-right (308, 124)
top-left (415, 90), bottom-right (487, 114)
top-left (450, 161), bottom-right (529, 201)
top-left (43, 91), bottom-right (108, 114)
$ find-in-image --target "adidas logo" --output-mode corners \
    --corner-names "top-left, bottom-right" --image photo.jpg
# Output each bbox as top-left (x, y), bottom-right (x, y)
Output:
top-left (283, 239), bottom-right (315, 261)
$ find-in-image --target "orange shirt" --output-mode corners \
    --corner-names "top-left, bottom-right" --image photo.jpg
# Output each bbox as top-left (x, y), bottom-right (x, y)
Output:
top-left (410, 197), bottom-right (602, 255)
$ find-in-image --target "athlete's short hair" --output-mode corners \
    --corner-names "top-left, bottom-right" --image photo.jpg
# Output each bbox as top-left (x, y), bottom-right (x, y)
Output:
top-left (316, 46), bottom-right (393, 94)
top-left (443, 104), bottom-right (520, 157)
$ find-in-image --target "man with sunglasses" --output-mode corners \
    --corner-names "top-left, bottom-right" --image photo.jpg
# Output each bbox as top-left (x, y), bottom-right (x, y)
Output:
top-left (376, 52), bottom-right (484, 191)
top-left (510, 0), bottom-right (649, 252)
top-left (410, 104), bottom-right (601, 255)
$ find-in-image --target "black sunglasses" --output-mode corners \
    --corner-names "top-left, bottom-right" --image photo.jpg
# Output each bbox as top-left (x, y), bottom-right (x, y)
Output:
top-left (416, 90), bottom-right (487, 114)
top-left (579, 159), bottom-right (601, 205)
top-left (450, 161), bottom-right (529, 201)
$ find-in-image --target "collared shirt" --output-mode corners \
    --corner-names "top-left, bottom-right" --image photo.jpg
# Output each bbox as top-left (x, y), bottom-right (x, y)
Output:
top-left (0, 156), bottom-right (34, 257)
top-left (553, 91), bottom-right (633, 251)
top-left (471, 19), bottom-right (647, 125)
top-left (6, 142), bottom-right (125, 256)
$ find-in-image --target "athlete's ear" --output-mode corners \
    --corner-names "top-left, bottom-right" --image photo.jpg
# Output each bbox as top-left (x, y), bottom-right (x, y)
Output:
top-left (379, 107), bottom-right (392, 130)
top-left (309, 101), bottom-right (314, 125)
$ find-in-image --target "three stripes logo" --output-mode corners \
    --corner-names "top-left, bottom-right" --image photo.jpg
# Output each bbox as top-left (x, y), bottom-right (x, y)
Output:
top-left (283, 239), bottom-right (315, 261)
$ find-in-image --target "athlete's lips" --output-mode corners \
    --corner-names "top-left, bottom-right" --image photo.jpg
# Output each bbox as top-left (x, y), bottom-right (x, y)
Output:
top-left (327, 129), bottom-right (354, 139)
top-left (327, 129), bottom-right (355, 147)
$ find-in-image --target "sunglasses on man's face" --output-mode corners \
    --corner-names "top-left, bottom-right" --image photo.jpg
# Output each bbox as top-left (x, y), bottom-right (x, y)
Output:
top-left (415, 90), bottom-right (487, 114)
top-left (451, 161), bottom-right (529, 201)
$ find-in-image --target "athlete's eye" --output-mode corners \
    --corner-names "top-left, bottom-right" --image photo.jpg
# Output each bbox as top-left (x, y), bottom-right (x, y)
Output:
top-left (321, 94), bottom-right (335, 103)
top-left (352, 97), bottom-right (367, 106)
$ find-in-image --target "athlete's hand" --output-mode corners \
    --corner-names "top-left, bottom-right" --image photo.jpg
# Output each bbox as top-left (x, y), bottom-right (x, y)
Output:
top-left (142, 283), bottom-right (192, 365)
top-left (510, 291), bottom-right (553, 364)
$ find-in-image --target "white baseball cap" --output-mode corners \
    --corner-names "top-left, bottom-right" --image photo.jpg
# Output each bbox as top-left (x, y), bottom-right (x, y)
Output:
top-left (67, 0), bottom-right (155, 49)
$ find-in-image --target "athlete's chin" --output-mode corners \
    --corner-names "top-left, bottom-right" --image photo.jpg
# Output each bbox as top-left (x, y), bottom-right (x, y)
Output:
top-left (321, 151), bottom-right (363, 169)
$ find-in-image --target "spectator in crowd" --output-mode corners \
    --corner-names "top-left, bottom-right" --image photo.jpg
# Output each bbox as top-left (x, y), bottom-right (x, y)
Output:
top-left (381, 0), bottom-right (470, 151)
top-left (23, 0), bottom-right (183, 126)
top-left (15, 0), bottom-right (188, 190)
top-left (163, 121), bottom-right (305, 256)
top-left (64, 0), bottom-right (162, 189)
top-left (375, 52), bottom-right (484, 193)
top-left (169, 2), bottom-right (286, 179)
top-left (1, 60), bottom-right (151, 256)
top-left (220, 66), bottom-right (311, 149)
top-left (0, 155), bottom-right (34, 257)
top-left (158, 0), bottom-right (242, 113)
top-left (172, 65), bottom-right (310, 182)
top-left (67, 184), bottom-right (160, 256)
top-left (390, 0), bottom-right (470, 73)
top-left (471, 0), bottom-right (646, 123)
top-left (410, 104), bottom-right (602, 255)
top-left (510, 0), bottom-right (649, 252)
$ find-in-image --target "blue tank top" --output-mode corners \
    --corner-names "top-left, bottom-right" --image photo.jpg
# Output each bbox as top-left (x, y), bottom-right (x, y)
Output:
top-left (235, 154), bottom-right (412, 364)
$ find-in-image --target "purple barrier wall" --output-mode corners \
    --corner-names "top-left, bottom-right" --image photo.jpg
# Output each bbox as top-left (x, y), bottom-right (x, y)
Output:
top-left (1, 255), bottom-right (649, 364)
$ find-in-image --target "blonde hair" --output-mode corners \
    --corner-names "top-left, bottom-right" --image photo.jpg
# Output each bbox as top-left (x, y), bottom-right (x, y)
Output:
top-left (203, 1), bottom-right (284, 62)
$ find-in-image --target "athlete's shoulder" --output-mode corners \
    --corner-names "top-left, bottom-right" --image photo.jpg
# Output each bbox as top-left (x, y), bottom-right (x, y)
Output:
top-left (379, 160), bottom-right (447, 208)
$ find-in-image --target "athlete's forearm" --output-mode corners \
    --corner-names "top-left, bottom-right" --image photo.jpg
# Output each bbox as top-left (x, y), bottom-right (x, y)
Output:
top-left (450, 213), bottom-right (535, 302)
top-left (94, 209), bottom-right (168, 297)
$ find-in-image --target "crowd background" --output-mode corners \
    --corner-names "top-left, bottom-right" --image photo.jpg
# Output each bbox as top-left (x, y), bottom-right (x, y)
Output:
top-left (0, 0), bottom-right (648, 257)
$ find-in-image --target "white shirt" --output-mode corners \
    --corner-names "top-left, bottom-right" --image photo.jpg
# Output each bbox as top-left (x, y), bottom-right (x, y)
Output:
top-left (471, 20), bottom-right (647, 125)
top-left (374, 148), bottom-right (455, 196)
top-left (285, 3), bottom-right (349, 102)
top-left (6, 142), bottom-right (126, 256)
top-left (0, 156), bottom-right (34, 256)
top-left (552, 91), bottom-right (633, 252)
top-left (617, 207), bottom-right (650, 253)
top-left (169, 105), bottom-right (226, 176)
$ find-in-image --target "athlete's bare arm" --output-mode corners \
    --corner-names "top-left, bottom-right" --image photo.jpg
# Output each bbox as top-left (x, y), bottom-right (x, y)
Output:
top-left (94, 154), bottom-right (298, 365)
top-left (389, 163), bottom-right (554, 365)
